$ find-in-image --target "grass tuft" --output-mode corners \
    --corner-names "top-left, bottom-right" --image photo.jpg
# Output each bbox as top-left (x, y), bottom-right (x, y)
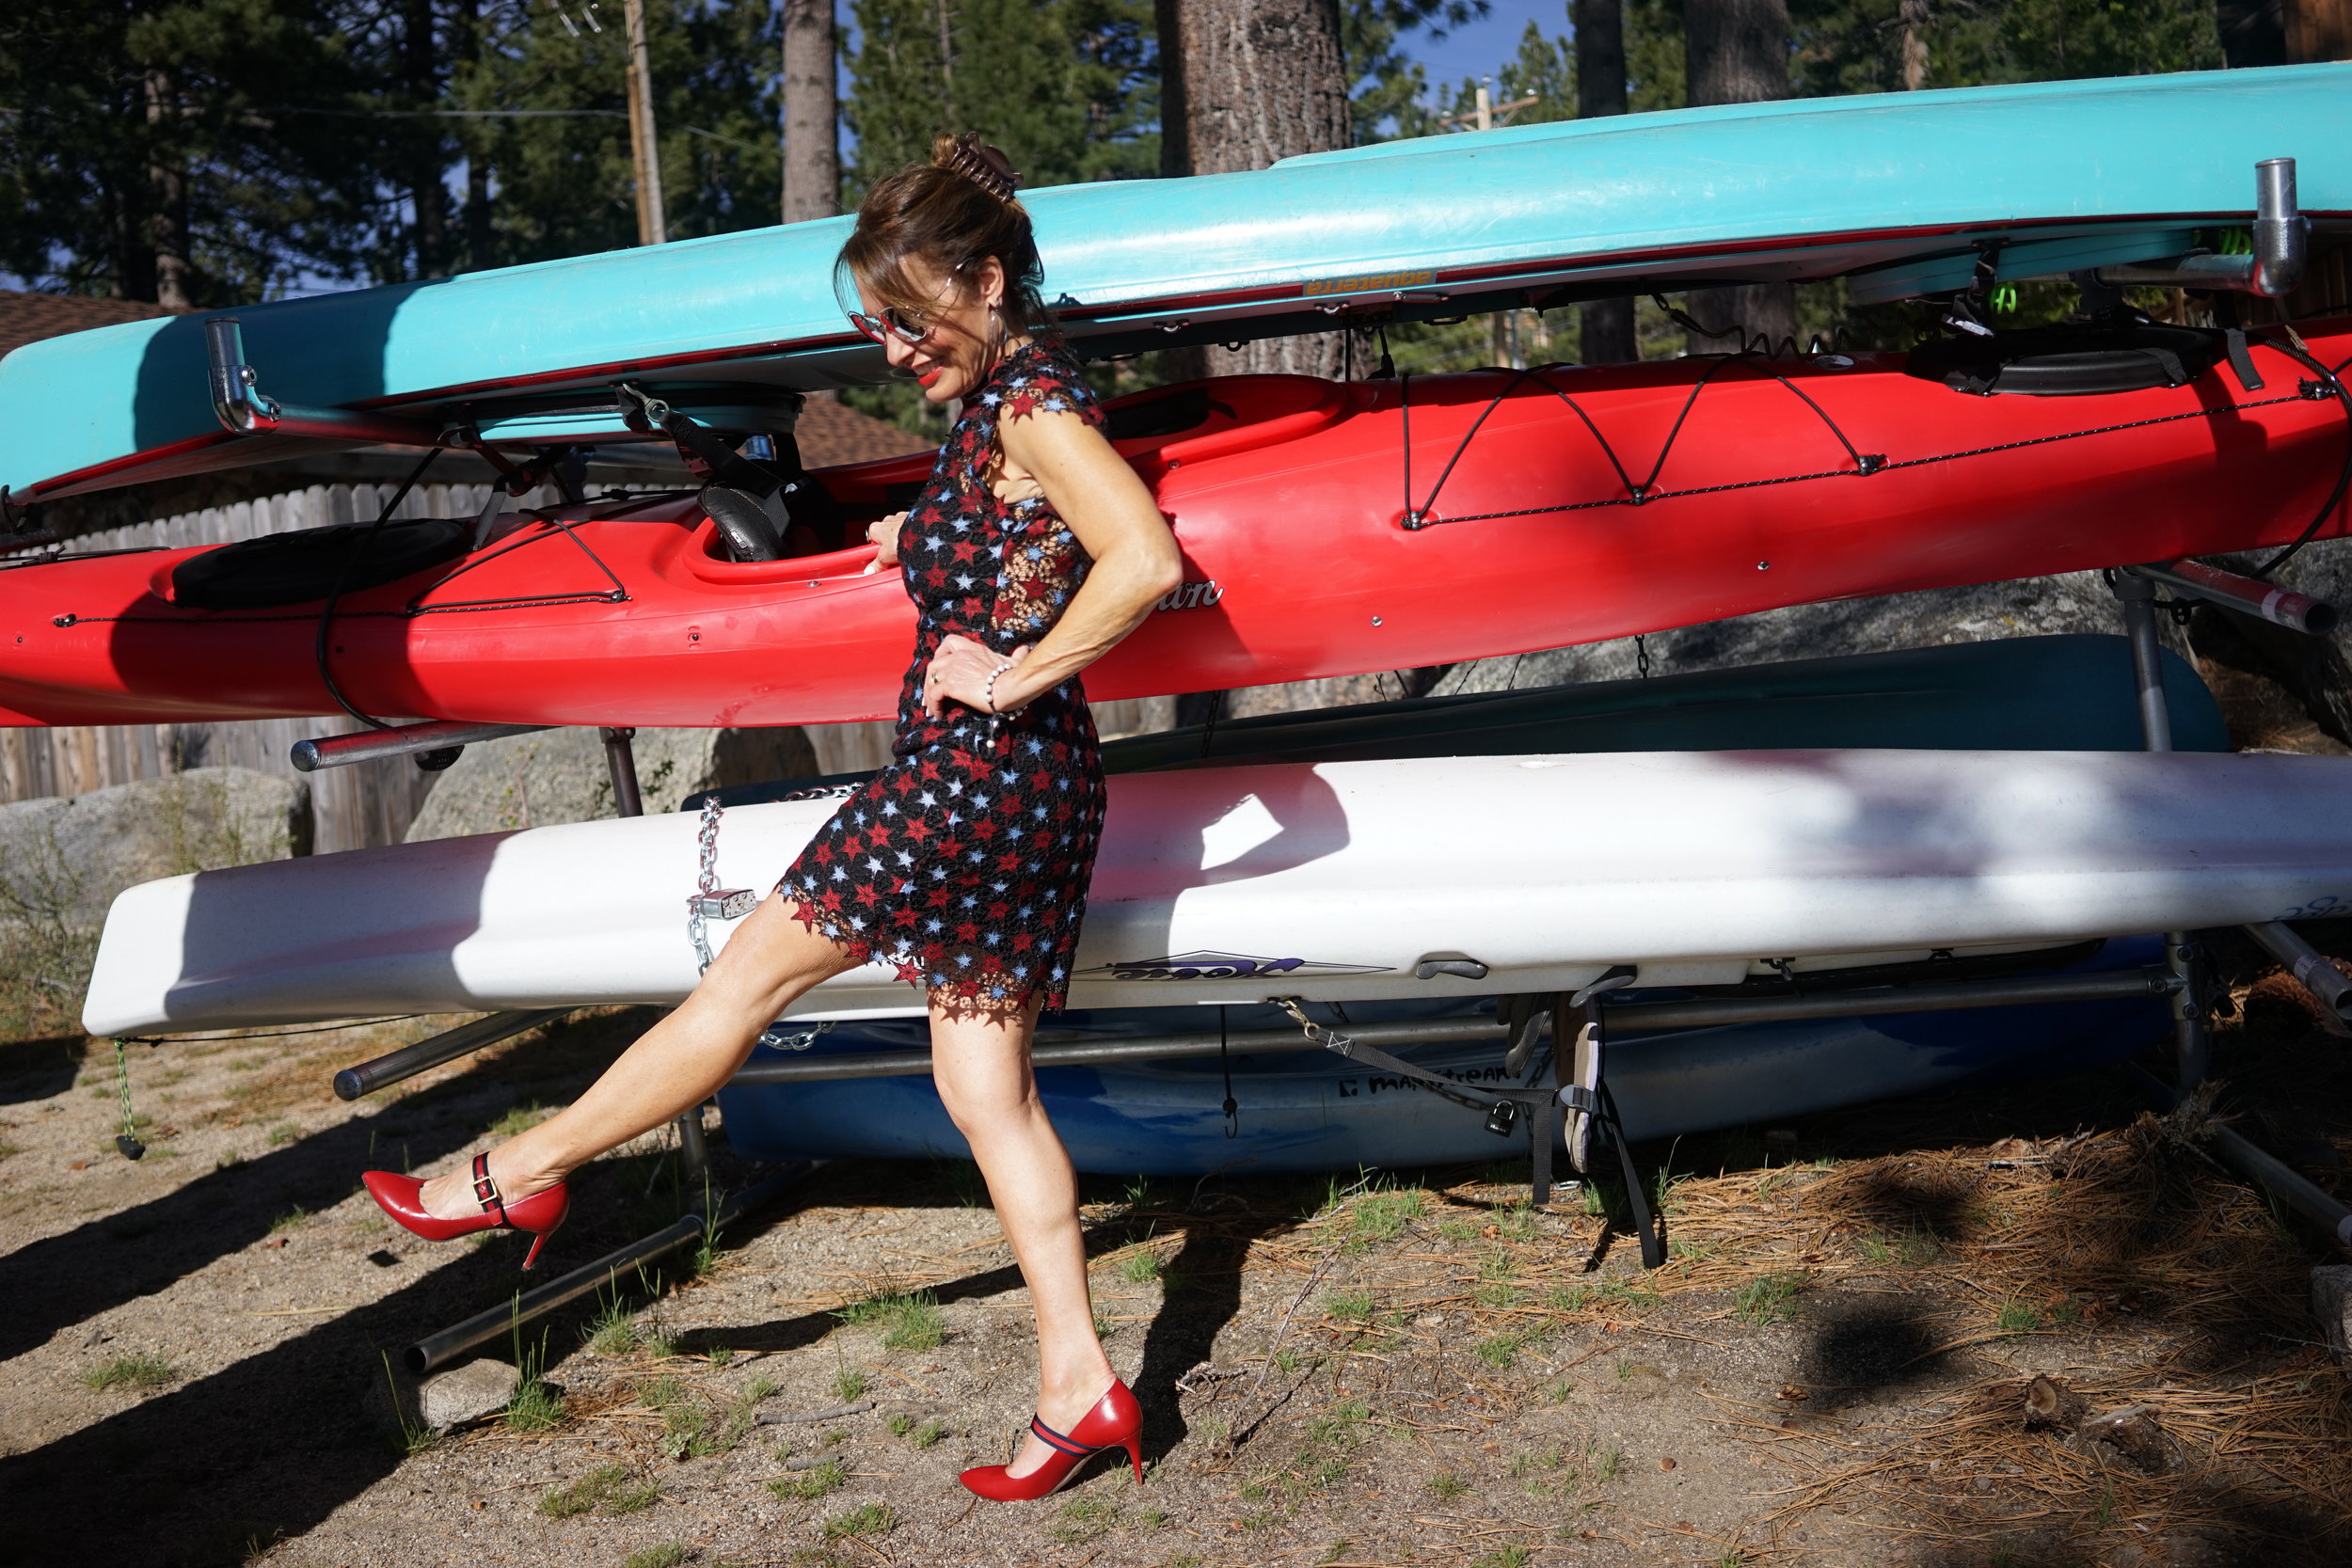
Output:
top-left (1427, 1470), bottom-right (1468, 1499)
top-left (821, 1502), bottom-right (897, 1540)
top-left (538, 1463), bottom-right (659, 1518)
top-left (1733, 1271), bottom-right (1808, 1325)
top-left (619, 1545), bottom-right (684, 1568)
top-left (830, 1367), bottom-right (867, 1402)
top-left (82, 1353), bottom-right (177, 1392)
top-left (833, 1290), bottom-right (945, 1352)
top-left (767, 1459), bottom-right (847, 1500)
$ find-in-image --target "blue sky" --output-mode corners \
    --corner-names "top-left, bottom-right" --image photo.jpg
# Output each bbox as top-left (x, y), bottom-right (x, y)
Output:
top-left (1407, 0), bottom-right (1574, 96)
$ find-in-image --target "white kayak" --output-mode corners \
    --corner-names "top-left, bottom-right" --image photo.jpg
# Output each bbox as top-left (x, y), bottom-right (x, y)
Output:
top-left (82, 749), bottom-right (2352, 1037)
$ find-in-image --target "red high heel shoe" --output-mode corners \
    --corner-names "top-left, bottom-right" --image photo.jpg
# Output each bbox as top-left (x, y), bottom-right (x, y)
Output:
top-left (958, 1378), bottom-right (1144, 1501)
top-left (362, 1153), bottom-right (570, 1271)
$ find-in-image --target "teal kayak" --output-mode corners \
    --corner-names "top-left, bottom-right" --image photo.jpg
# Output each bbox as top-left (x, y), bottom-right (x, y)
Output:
top-left (3, 64), bottom-right (2346, 505)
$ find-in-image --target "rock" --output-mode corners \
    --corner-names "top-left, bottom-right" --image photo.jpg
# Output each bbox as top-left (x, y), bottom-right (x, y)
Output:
top-left (404, 724), bottom-right (819, 842)
top-left (367, 1356), bottom-right (520, 1435)
top-left (2312, 1264), bottom-right (2352, 1363)
top-left (0, 766), bottom-right (310, 929)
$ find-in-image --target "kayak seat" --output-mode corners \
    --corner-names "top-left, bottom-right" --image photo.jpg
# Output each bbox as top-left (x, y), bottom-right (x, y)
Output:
top-left (1906, 322), bottom-right (2223, 397)
top-left (169, 516), bottom-right (470, 610)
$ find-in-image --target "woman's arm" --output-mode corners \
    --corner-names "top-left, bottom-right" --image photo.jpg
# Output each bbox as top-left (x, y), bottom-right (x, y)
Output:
top-left (922, 406), bottom-right (1182, 718)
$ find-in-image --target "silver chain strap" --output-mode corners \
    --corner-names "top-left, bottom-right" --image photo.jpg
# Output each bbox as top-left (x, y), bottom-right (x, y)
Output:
top-left (685, 796), bottom-right (755, 974)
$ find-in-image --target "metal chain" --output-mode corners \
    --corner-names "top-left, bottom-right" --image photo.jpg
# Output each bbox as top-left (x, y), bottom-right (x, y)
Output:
top-left (756, 1021), bottom-right (835, 1053)
top-left (113, 1038), bottom-right (145, 1161)
top-left (689, 796), bottom-right (723, 974)
top-left (1634, 633), bottom-right (1652, 679)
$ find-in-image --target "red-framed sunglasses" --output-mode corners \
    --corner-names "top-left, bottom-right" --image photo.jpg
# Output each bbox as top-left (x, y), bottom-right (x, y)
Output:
top-left (847, 308), bottom-right (931, 347)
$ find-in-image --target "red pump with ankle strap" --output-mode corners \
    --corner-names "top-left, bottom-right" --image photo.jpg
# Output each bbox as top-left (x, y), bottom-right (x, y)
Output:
top-left (959, 1378), bottom-right (1145, 1501)
top-left (362, 1152), bottom-right (571, 1271)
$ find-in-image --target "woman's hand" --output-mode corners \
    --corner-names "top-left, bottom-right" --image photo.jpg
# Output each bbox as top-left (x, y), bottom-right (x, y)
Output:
top-left (861, 511), bottom-right (909, 575)
top-left (923, 635), bottom-right (1030, 718)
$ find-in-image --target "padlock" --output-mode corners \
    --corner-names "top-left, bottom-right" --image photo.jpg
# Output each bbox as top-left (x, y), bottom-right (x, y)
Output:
top-left (688, 888), bottom-right (757, 920)
top-left (1484, 1100), bottom-right (1518, 1137)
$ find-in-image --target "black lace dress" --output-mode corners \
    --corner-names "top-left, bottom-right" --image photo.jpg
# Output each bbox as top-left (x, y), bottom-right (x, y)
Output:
top-left (778, 342), bottom-right (1108, 1011)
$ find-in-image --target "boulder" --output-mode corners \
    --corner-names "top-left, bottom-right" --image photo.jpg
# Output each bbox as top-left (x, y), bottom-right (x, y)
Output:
top-left (0, 766), bottom-right (310, 929)
top-left (404, 724), bottom-right (820, 842)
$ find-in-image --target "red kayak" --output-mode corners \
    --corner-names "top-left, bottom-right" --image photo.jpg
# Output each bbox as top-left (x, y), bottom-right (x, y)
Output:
top-left (4, 322), bottom-right (2347, 729)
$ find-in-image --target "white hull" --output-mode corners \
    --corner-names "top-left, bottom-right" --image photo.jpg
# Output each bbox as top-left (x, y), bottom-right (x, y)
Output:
top-left (84, 750), bottom-right (2352, 1037)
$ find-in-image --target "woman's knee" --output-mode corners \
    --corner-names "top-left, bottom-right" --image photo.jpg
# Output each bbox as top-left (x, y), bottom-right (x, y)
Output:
top-left (934, 1073), bottom-right (1042, 1141)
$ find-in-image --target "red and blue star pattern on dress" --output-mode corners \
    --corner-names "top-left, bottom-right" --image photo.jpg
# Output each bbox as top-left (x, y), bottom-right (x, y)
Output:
top-left (778, 342), bottom-right (1108, 1011)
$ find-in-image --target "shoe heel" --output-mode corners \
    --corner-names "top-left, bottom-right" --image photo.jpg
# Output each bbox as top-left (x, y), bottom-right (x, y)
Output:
top-left (1125, 1436), bottom-right (1144, 1483)
top-left (521, 1229), bottom-right (552, 1271)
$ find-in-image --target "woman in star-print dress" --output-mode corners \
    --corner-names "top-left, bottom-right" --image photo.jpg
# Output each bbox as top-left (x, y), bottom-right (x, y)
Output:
top-left (367, 135), bottom-right (1185, 1505)
top-left (776, 339), bottom-right (1110, 1014)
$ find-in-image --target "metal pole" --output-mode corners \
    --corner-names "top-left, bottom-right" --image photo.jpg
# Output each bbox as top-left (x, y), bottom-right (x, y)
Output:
top-left (292, 719), bottom-right (548, 772)
top-left (2244, 920), bottom-right (2352, 1035)
top-left (675, 1103), bottom-right (710, 1192)
top-left (730, 1015), bottom-right (1513, 1085)
top-left (622, 0), bottom-right (666, 245)
top-left (2125, 561), bottom-right (2340, 636)
top-left (2129, 1069), bottom-right (2352, 1250)
top-left (1598, 967), bottom-right (2179, 1036)
top-left (601, 726), bottom-right (643, 818)
top-left (2114, 572), bottom-right (2174, 752)
top-left (405, 1161), bottom-right (819, 1374)
top-left (2114, 570), bottom-right (2207, 1086)
top-left (334, 1009), bottom-right (571, 1101)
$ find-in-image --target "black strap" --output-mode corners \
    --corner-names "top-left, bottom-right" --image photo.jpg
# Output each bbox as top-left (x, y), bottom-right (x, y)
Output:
top-left (315, 442), bottom-right (444, 730)
top-left (1598, 1082), bottom-right (1665, 1268)
top-left (1217, 1006), bottom-right (1238, 1139)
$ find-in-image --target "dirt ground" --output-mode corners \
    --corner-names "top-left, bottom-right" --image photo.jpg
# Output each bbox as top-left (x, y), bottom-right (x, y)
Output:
top-left (3, 932), bottom-right (2350, 1568)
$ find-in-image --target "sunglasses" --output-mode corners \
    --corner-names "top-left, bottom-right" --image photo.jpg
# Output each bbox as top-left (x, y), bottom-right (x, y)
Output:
top-left (847, 307), bottom-right (932, 347)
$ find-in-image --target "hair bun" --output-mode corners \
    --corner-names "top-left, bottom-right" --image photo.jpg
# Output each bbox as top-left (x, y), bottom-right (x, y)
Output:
top-left (932, 132), bottom-right (1020, 204)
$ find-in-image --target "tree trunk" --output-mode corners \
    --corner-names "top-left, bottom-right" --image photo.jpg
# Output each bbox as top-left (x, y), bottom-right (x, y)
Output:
top-left (1573, 0), bottom-right (1636, 364)
top-left (2287, 0), bottom-right (2352, 60)
top-left (1157, 0), bottom-right (1351, 377)
top-left (143, 69), bottom-right (191, 309)
top-left (1682, 0), bottom-right (1794, 356)
top-left (405, 0), bottom-right (448, 278)
top-left (461, 0), bottom-right (493, 268)
top-left (781, 0), bottom-right (839, 222)
top-left (1899, 0), bottom-right (1929, 88)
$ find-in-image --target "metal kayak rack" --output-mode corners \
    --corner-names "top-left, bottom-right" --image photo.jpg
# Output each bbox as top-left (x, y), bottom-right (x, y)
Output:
top-left (323, 550), bottom-right (2352, 1347)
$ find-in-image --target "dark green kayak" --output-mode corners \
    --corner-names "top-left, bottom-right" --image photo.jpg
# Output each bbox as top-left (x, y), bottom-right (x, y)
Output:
top-left (1104, 633), bottom-right (2226, 772)
top-left (699, 633), bottom-right (2224, 811)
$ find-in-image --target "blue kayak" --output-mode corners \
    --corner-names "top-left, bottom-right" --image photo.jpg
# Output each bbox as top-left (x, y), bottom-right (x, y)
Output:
top-left (717, 939), bottom-right (2167, 1175)
top-left (5, 64), bottom-right (2346, 503)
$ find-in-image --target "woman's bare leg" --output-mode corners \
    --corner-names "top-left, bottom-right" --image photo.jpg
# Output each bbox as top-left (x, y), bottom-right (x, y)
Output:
top-left (929, 995), bottom-right (1118, 1478)
top-left (416, 894), bottom-right (856, 1218)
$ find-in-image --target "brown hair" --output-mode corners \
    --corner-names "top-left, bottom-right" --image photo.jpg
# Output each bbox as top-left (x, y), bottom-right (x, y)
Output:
top-left (836, 133), bottom-right (1054, 339)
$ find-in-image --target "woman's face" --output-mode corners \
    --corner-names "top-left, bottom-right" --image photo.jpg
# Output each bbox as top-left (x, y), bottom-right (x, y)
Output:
top-left (857, 255), bottom-right (1011, 404)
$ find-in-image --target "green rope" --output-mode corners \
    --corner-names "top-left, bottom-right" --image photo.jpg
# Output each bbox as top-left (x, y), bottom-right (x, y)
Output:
top-left (113, 1038), bottom-right (145, 1161)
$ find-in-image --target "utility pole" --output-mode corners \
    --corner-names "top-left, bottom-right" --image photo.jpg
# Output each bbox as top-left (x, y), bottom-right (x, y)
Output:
top-left (1437, 79), bottom-right (1540, 368)
top-left (623, 0), bottom-right (666, 245)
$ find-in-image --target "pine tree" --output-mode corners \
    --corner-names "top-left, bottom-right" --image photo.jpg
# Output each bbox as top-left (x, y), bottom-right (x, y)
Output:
top-left (843, 0), bottom-right (1156, 199)
top-left (0, 0), bottom-right (374, 303)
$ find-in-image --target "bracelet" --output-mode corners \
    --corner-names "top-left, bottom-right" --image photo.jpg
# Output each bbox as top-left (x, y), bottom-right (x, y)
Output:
top-left (981, 659), bottom-right (1014, 716)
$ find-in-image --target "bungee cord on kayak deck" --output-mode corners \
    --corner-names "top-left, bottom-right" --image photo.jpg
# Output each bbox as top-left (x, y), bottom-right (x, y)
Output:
top-left (51, 511), bottom-right (634, 628)
top-left (1394, 332), bottom-right (2352, 553)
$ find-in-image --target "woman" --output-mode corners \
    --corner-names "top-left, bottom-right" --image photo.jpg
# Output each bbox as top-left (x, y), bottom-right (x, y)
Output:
top-left (361, 132), bottom-right (1184, 1503)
